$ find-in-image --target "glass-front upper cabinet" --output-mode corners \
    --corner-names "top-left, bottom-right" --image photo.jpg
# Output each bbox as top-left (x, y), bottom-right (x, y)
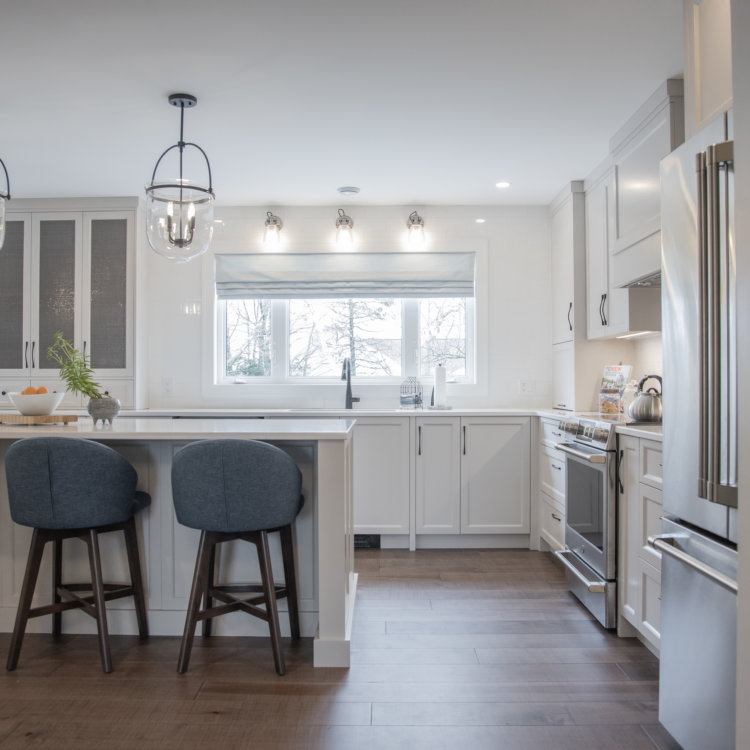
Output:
top-left (82, 212), bottom-right (133, 374)
top-left (0, 215), bottom-right (30, 374)
top-left (0, 209), bottom-right (133, 386)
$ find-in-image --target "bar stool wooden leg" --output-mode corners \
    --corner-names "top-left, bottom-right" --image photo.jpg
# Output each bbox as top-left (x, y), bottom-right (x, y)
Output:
top-left (86, 529), bottom-right (113, 674)
top-left (177, 531), bottom-right (214, 674)
top-left (52, 538), bottom-right (63, 637)
top-left (279, 524), bottom-right (300, 640)
top-left (202, 545), bottom-right (217, 638)
top-left (257, 530), bottom-right (285, 676)
top-left (123, 517), bottom-right (149, 639)
top-left (7, 529), bottom-right (47, 671)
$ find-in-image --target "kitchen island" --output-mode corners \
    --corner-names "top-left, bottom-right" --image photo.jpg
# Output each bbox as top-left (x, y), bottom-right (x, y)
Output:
top-left (0, 417), bottom-right (356, 667)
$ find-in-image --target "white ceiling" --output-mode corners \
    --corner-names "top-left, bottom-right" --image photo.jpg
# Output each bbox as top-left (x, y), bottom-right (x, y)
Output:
top-left (2, 0), bottom-right (683, 207)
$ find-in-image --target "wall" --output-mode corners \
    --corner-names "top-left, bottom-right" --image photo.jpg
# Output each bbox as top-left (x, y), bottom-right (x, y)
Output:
top-left (143, 204), bottom-right (554, 410)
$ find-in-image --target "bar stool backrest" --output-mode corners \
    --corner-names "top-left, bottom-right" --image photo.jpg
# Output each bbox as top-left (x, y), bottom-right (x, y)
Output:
top-left (5, 437), bottom-right (140, 530)
top-left (171, 439), bottom-right (303, 533)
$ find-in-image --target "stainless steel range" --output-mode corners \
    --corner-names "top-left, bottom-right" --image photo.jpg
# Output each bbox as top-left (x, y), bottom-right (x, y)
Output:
top-left (553, 413), bottom-right (623, 628)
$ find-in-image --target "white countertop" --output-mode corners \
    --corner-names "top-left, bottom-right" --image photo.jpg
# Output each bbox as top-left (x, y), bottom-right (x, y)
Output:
top-left (615, 423), bottom-right (663, 440)
top-left (0, 416), bottom-right (355, 441)
top-left (123, 407), bottom-right (538, 418)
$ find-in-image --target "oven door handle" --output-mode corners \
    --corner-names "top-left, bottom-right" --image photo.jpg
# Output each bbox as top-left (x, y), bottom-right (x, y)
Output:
top-left (553, 550), bottom-right (606, 593)
top-left (556, 443), bottom-right (607, 464)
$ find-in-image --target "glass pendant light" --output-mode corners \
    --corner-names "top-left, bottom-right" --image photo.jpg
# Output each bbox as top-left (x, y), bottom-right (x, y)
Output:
top-left (263, 211), bottom-right (283, 247)
top-left (0, 156), bottom-right (10, 250)
top-left (406, 210), bottom-right (425, 246)
top-left (145, 94), bottom-right (214, 262)
top-left (335, 208), bottom-right (354, 247)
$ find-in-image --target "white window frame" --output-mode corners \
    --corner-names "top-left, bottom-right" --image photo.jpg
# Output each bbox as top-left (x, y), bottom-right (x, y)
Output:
top-left (201, 242), bottom-right (488, 402)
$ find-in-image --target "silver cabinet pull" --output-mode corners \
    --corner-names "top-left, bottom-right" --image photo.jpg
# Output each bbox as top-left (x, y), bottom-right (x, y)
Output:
top-left (648, 534), bottom-right (737, 594)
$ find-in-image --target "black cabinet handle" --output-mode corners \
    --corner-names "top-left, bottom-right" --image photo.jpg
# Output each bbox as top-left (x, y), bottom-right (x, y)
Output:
top-left (83, 340), bottom-right (87, 358)
top-left (31, 341), bottom-right (35, 369)
top-left (24, 341), bottom-right (29, 369)
top-left (599, 294), bottom-right (605, 326)
top-left (567, 302), bottom-right (573, 331)
top-left (551, 463), bottom-right (562, 471)
top-left (551, 513), bottom-right (562, 522)
top-left (463, 425), bottom-right (467, 455)
top-left (418, 425), bottom-right (422, 456)
top-left (601, 293), bottom-right (607, 326)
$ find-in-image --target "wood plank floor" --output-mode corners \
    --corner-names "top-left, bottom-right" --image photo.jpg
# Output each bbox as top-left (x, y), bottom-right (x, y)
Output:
top-left (0, 549), bottom-right (682, 749)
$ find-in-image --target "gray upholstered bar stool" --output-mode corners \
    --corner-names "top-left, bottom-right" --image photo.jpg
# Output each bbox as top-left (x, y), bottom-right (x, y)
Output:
top-left (4, 436), bottom-right (151, 673)
top-left (171, 439), bottom-right (304, 676)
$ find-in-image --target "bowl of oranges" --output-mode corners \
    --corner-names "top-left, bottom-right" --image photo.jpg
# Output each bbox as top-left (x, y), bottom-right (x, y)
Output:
top-left (7, 387), bottom-right (65, 416)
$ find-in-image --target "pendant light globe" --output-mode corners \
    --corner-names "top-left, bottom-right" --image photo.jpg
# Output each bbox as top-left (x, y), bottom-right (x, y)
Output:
top-left (145, 94), bottom-right (215, 263)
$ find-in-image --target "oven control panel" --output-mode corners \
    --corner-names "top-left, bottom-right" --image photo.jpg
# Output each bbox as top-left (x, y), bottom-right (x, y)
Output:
top-left (557, 417), bottom-right (615, 450)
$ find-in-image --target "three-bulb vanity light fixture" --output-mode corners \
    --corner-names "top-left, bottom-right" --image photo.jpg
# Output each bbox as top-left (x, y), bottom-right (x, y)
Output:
top-left (258, 208), bottom-right (427, 249)
top-left (145, 93), bottom-right (215, 263)
top-left (0, 155), bottom-right (10, 250)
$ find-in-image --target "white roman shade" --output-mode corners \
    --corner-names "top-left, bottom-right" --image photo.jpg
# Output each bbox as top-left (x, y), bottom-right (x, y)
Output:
top-left (215, 252), bottom-right (475, 299)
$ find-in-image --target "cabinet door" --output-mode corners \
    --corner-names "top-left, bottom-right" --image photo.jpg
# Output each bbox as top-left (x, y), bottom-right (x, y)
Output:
top-left (618, 435), bottom-right (641, 629)
top-left (0, 215), bottom-right (31, 377)
top-left (551, 198), bottom-right (575, 345)
top-left (415, 417), bottom-right (461, 534)
top-left (461, 417), bottom-right (530, 534)
top-left (586, 174), bottom-right (610, 339)
top-left (82, 212), bottom-right (133, 374)
top-left (352, 418), bottom-right (410, 535)
top-left (31, 213), bottom-right (82, 375)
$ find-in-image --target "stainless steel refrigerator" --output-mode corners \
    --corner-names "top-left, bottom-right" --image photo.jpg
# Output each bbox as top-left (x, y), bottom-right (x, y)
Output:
top-left (657, 111), bottom-right (738, 750)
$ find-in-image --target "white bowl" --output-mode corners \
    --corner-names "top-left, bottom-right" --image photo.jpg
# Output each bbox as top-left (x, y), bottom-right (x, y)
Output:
top-left (7, 391), bottom-right (65, 416)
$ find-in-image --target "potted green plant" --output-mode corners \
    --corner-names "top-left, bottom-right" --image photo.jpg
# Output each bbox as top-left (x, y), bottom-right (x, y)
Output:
top-left (47, 332), bottom-right (120, 425)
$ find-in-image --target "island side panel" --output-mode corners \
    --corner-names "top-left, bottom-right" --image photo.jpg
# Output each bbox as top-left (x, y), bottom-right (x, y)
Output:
top-left (313, 435), bottom-right (357, 667)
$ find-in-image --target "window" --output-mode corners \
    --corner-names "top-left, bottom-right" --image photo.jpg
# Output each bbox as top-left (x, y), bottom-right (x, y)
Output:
top-left (218, 296), bottom-right (473, 382)
top-left (214, 251), bottom-right (475, 384)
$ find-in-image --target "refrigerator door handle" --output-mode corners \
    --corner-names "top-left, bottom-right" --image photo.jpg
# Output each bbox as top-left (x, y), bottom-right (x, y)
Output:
top-left (648, 534), bottom-right (738, 594)
top-left (697, 149), bottom-right (709, 500)
top-left (705, 141), bottom-right (737, 508)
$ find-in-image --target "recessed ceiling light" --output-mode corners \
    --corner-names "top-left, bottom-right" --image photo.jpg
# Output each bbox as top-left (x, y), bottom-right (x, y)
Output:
top-left (495, 181), bottom-right (511, 189)
top-left (475, 218), bottom-right (486, 224)
top-left (337, 186), bottom-right (360, 196)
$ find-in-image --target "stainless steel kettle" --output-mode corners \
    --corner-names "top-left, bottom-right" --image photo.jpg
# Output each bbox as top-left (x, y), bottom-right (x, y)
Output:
top-left (627, 374), bottom-right (663, 422)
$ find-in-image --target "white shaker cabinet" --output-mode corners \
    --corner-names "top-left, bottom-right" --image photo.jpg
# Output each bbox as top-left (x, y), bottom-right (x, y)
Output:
top-left (609, 79), bottom-right (684, 289)
top-left (683, 0), bottom-right (733, 139)
top-left (0, 200), bottom-right (138, 408)
top-left (416, 416), bottom-right (530, 536)
top-left (537, 417), bottom-right (566, 551)
top-left (584, 159), bottom-right (661, 340)
top-left (618, 433), bottom-right (663, 651)
top-left (352, 417), bottom-right (411, 535)
top-left (550, 181), bottom-right (583, 345)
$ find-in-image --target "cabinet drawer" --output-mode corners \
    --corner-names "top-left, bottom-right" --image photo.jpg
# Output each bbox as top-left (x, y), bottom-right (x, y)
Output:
top-left (539, 444), bottom-right (565, 504)
top-left (539, 491), bottom-right (565, 550)
top-left (540, 417), bottom-right (565, 447)
top-left (639, 557), bottom-right (661, 649)
top-left (638, 484), bottom-right (663, 570)
top-left (640, 439), bottom-right (663, 489)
